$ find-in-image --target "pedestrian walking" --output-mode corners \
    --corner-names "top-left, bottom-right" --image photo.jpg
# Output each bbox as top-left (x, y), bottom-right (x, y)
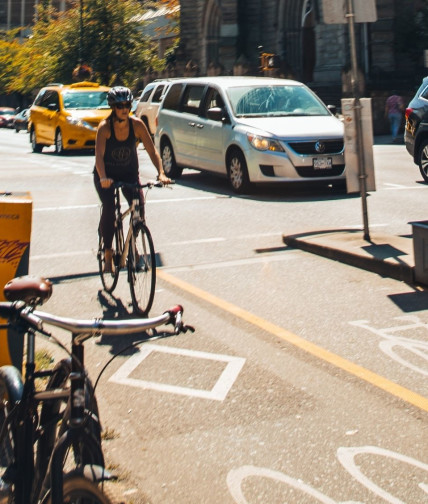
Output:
top-left (385, 92), bottom-right (404, 143)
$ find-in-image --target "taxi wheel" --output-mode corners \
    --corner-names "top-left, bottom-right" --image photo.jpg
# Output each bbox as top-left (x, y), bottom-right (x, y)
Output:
top-left (55, 129), bottom-right (65, 155)
top-left (30, 127), bottom-right (43, 153)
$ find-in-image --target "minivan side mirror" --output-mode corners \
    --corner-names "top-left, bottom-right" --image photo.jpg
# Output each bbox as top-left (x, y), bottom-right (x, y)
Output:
top-left (207, 106), bottom-right (230, 123)
top-left (327, 104), bottom-right (337, 116)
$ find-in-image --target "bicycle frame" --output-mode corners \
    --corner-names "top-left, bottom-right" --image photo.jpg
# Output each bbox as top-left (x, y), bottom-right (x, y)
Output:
top-left (114, 189), bottom-right (141, 269)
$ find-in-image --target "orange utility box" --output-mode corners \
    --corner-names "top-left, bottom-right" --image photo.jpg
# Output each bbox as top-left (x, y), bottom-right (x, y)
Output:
top-left (0, 192), bottom-right (32, 369)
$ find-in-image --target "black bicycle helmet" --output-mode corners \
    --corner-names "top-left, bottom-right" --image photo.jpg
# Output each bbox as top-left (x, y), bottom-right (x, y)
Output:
top-left (107, 86), bottom-right (133, 107)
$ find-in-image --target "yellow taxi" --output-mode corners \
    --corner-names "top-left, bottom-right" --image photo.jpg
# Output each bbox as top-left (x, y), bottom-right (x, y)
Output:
top-left (29, 81), bottom-right (111, 154)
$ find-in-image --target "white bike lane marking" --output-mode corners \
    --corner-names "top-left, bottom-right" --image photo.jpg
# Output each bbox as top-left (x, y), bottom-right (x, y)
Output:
top-left (108, 344), bottom-right (246, 401)
top-left (350, 316), bottom-right (428, 377)
top-left (227, 446), bottom-right (428, 504)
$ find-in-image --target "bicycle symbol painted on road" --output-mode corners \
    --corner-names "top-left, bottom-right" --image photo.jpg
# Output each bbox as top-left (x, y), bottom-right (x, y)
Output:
top-left (349, 316), bottom-right (428, 377)
top-left (227, 445), bottom-right (428, 503)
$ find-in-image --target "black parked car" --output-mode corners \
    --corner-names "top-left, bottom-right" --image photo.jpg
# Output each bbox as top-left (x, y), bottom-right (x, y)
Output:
top-left (404, 76), bottom-right (428, 182)
top-left (13, 108), bottom-right (30, 132)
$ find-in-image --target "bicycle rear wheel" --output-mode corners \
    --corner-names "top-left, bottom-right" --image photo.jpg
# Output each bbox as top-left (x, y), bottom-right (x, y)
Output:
top-left (45, 473), bottom-right (122, 503)
top-left (128, 223), bottom-right (156, 317)
top-left (98, 235), bottom-right (120, 294)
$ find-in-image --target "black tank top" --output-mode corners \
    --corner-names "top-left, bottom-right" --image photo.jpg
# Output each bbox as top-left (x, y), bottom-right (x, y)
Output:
top-left (103, 115), bottom-right (139, 182)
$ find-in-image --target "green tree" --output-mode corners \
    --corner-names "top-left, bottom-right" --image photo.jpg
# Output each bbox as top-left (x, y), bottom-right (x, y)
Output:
top-left (2, 0), bottom-right (164, 97)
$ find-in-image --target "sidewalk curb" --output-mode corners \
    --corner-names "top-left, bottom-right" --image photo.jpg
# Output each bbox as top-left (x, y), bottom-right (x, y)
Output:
top-left (282, 231), bottom-right (415, 285)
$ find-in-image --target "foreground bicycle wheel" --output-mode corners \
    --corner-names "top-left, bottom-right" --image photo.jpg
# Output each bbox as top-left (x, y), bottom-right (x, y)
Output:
top-left (45, 473), bottom-right (122, 504)
top-left (98, 236), bottom-right (120, 294)
top-left (0, 366), bottom-right (23, 485)
top-left (129, 223), bottom-right (156, 316)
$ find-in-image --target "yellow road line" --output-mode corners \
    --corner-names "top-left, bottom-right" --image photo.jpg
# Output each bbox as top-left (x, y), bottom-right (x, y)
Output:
top-left (158, 269), bottom-right (428, 413)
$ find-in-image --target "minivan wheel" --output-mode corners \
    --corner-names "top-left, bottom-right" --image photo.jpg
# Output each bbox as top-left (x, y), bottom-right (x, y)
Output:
top-left (161, 140), bottom-right (182, 178)
top-left (55, 129), bottom-right (65, 155)
top-left (418, 139), bottom-right (428, 183)
top-left (227, 149), bottom-right (250, 194)
top-left (30, 127), bottom-right (43, 153)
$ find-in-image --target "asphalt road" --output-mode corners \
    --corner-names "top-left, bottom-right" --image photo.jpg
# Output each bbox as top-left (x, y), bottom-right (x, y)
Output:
top-left (1, 129), bottom-right (427, 503)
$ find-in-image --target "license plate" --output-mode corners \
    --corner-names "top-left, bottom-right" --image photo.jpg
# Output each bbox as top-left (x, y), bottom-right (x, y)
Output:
top-left (313, 157), bottom-right (332, 169)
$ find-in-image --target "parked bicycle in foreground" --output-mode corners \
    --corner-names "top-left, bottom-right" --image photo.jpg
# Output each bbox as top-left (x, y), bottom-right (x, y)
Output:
top-left (98, 180), bottom-right (171, 317)
top-left (0, 275), bottom-right (193, 504)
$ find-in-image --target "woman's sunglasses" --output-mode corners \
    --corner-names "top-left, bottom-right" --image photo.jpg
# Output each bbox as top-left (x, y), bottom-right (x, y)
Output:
top-left (115, 102), bottom-right (131, 110)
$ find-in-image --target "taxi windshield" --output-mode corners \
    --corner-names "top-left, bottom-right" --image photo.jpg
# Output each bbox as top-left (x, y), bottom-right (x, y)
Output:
top-left (62, 91), bottom-right (109, 110)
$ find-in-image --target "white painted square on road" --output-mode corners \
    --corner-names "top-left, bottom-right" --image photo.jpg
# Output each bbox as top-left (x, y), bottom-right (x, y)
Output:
top-left (108, 344), bottom-right (246, 401)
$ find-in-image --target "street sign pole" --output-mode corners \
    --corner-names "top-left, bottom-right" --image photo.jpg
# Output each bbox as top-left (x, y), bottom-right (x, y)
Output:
top-left (346, 0), bottom-right (370, 241)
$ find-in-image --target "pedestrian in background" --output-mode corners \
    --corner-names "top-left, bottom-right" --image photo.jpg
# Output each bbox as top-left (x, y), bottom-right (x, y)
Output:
top-left (385, 92), bottom-right (404, 143)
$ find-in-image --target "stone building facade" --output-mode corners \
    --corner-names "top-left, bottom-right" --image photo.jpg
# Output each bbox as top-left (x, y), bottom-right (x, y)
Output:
top-left (174, 0), bottom-right (427, 132)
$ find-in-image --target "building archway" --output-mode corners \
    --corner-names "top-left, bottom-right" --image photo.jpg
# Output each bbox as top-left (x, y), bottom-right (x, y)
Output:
top-left (203, 0), bottom-right (222, 72)
top-left (301, 0), bottom-right (316, 82)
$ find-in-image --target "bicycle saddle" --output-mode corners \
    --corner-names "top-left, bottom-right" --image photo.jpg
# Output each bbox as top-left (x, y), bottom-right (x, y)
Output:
top-left (4, 275), bottom-right (53, 305)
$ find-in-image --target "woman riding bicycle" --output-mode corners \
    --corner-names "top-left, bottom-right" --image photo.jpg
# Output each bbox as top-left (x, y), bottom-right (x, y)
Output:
top-left (94, 86), bottom-right (170, 272)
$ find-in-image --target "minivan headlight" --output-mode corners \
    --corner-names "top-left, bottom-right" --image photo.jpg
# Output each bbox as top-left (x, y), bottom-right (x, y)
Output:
top-left (247, 133), bottom-right (284, 152)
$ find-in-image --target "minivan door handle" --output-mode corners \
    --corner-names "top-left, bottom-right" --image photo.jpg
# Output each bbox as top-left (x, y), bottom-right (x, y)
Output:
top-left (196, 124), bottom-right (204, 129)
top-left (188, 122), bottom-right (196, 127)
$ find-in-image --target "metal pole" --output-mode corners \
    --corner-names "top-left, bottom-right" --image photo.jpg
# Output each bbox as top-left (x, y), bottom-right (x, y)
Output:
top-left (79, 0), bottom-right (83, 64)
top-left (7, 0), bottom-right (11, 31)
top-left (20, 0), bottom-right (25, 42)
top-left (346, 0), bottom-right (370, 241)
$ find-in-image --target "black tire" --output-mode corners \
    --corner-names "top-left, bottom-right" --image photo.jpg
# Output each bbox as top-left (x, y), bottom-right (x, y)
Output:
top-left (45, 474), bottom-right (120, 504)
top-left (55, 129), bottom-right (65, 154)
top-left (227, 149), bottom-right (250, 194)
top-left (0, 366), bottom-right (23, 473)
top-left (98, 233), bottom-right (120, 294)
top-left (35, 358), bottom-right (72, 498)
top-left (129, 223), bottom-right (156, 316)
top-left (30, 127), bottom-right (43, 153)
top-left (36, 360), bottom-right (103, 482)
top-left (418, 138), bottom-right (428, 183)
top-left (161, 139), bottom-right (182, 178)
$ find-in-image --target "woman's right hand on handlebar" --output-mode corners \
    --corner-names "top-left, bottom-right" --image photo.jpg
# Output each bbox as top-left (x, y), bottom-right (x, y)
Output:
top-left (100, 177), bottom-right (113, 189)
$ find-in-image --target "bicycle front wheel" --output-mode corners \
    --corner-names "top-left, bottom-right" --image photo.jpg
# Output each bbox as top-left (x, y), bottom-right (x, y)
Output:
top-left (45, 474), bottom-right (121, 503)
top-left (128, 223), bottom-right (156, 317)
top-left (0, 366), bottom-right (23, 479)
top-left (98, 235), bottom-right (120, 294)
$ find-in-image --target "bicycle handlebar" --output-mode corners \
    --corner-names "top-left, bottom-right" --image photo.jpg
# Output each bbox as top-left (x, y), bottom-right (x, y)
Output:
top-left (113, 180), bottom-right (174, 190)
top-left (0, 301), bottom-right (193, 339)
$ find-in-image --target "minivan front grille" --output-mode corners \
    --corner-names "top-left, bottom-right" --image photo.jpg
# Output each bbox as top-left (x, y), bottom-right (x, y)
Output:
top-left (288, 139), bottom-right (344, 155)
top-left (295, 164), bottom-right (345, 177)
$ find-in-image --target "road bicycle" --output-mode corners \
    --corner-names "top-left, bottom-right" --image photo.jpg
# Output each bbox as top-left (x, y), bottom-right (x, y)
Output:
top-left (98, 180), bottom-right (167, 318)
top-left (0, 275), bottom-right (193, 504)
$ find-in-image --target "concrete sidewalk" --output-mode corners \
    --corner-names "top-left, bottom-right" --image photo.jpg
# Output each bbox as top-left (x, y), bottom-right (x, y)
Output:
top-left (282, 229), bottom-right (417, 285)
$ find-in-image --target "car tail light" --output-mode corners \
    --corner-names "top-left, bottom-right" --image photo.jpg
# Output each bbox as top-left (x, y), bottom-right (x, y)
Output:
top-left (405, 107), bottom-right (413, 120)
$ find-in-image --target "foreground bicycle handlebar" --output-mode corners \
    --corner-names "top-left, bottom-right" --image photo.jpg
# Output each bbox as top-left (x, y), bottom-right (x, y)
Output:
top-left (0, 301), bottom-right (190, 340)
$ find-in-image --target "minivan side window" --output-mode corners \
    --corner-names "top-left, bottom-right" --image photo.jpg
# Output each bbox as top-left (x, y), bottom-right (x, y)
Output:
top-left (152, 85), bottom-right (166, 102)
top-left (141, 86), bottom-right (154, 103)
top-left (34, 89), bottom-right (46, 106)
top-left (182, 85), bottom-right (205, 115)
top-left (163, 83), bottom-right (184, 111)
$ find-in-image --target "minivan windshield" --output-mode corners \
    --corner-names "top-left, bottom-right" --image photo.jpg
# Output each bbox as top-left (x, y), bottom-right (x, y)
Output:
top-left (62, 91), bottom-right (109, 110)
top-left (227, 85), bottom-right (329, 118)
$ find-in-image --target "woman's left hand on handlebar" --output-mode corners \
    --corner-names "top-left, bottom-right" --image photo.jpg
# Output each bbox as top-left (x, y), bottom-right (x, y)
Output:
top-left (158, 172), bottom-right (171, 185)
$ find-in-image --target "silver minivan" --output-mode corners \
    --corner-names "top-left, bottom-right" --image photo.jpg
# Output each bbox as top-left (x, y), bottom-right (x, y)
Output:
top-left (155, 76), bottom-right (345, 193)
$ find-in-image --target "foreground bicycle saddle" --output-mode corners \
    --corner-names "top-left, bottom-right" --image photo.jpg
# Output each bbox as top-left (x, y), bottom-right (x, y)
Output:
top-left (4, 276), bottom-right (53, 305)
